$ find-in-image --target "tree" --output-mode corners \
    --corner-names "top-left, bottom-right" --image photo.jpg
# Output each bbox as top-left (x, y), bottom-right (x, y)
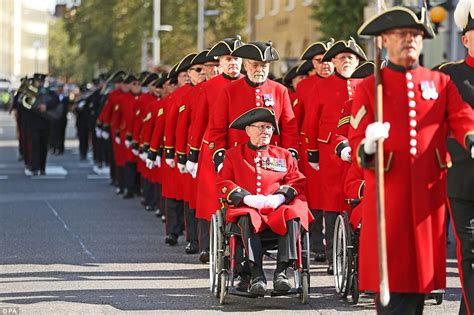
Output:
top-left (312, 0), bottom-right (368, 40)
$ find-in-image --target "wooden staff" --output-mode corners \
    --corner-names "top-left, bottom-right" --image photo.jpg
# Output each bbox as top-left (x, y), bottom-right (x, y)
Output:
top-left (374, 0), bottom-right (390, 307)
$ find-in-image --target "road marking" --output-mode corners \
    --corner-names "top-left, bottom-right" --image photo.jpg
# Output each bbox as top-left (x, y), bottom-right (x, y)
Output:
top-left (0, 175), bottom-right (8, 180)
top-left (87, 174), bottom-right (109, 180)
top-left (32, 176), bottom-right (66, 180)
top-left (45, 200), bottom-right (97, 262)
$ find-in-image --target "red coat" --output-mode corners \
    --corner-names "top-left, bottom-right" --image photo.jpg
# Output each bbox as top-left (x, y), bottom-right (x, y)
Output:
top-left (146, 96), bottom-right (168, 184)
top-left (97, 88), bottom-right (123, 128)
top-left (294, 75), bottom-right (325, 210)
top-left (302, 73), bottom-right (361, 211)
top-left (163, 84), bottom-right (193, 200)
top-left (190, 74), bottom-right (241, 220)
top-left (176, 84), bottom-right (203, 208)
top-left (117, 93), bottom-right (140, 163)
top-left (216, 143), bottom-right (313, 235)
top-left (348, 63), bottom-right (474, 293)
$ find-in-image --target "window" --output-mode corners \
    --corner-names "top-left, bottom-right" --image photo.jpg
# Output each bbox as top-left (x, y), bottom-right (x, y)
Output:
top-left (285, 0), bottom-right (295, 11)
top-left (269, 0), bottom-right (280, 16)
top-left (256, 0), bottom-right (265, 20)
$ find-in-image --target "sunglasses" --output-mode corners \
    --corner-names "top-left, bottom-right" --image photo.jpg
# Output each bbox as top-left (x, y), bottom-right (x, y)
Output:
top-left (189, 67), bottom-right (203, 73)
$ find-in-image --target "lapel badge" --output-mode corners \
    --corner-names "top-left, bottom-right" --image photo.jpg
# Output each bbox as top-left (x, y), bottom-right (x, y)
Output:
top-left (263, 94), bottom-right (274, 107)
top-left (420, 81), bottom-right (438, 100)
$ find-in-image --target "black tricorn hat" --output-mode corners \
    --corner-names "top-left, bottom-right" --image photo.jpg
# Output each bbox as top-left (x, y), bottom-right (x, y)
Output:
top-left (300, 39), bottom-right (334, 60)
top-left (153, 73), bottom-right (169, 88)
top-left (231, 41), bottom-right (280, 62)
top-left (322, 38), bottom-right (367, 62)
top-left (296, 60), bottom-right (314, 75)
top-left (176, 53), bottom-right (198, 73)
top-left (358, 6), bottom-right (435, 39)
top-left (110, 70), bottom-right (126, 83)
top-left (142, 73), bottom-right (159, 86)
top-left (33, 73), bottom-right (47, 81)
top-left (454, 0), bottom-right (474, 34)
top-left (98, 73), bottom-right (109, 81)
top-left (167, 63), bottom-right (179, 84)
top-left (123, 73), bottom-right (139, 84)
top-left (229, 107), bottom-right (280, 135)
top-left (282, 66), bottom-right (298, 87)
top-left (207, 35), bottom-right (244, 57)
top-left (191, 49), bottom-right (218, 65)
top-left (350, 61), bottom-right (375, 79)
top-left (139, 71), bottom-right (151, 82)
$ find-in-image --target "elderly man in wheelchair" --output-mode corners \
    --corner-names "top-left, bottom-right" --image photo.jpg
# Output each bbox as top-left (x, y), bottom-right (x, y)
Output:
top-left (215, 107), bottom-right (314, 297)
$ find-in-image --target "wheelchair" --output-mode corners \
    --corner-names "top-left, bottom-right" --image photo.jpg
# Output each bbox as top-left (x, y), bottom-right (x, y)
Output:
top-left (209, 199), bottom-right (311, 305)
top-left (333, 199), bottom-right (445, 305)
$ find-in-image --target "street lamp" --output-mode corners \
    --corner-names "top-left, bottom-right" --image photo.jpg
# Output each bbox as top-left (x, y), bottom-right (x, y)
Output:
top-left (152, 0), bottom-right (173, 66)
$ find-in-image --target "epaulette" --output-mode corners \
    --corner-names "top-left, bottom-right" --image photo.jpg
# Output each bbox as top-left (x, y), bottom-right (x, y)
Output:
top-left (437, 59), bottom-right (464, 70)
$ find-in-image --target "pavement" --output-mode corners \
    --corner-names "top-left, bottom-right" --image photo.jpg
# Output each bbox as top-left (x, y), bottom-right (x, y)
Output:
top-left (0, 111), bottom-right (464, 314)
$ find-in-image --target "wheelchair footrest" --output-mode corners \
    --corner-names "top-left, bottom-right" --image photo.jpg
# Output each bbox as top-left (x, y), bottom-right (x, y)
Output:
top-left (228, 288), bottom-right (259, 298)
top-left (269, 287), bottom-right (303, 297)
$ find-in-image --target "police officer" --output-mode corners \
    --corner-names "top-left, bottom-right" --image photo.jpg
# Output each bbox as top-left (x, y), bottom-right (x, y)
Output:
top-left (351, 4), bottom-right (474, 313)
top-left (438, 1), bottom-right (474, 313)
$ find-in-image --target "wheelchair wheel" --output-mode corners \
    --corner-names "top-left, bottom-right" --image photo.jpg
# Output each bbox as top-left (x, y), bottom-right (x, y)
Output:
top-left (434, 293), bottom-right (443, 305)
top-left (300, 272), bottom-right (309, 305)
top-left (219, 272), bottom-right (228, 305)
top-left (333, 214), bottom-right (349, 295)
top-left (351, 273), bottom-right (360, 304)
top-left (209, 214), bottom-right (218, 294)
top-left (301, 231), bottom-right (311, 289)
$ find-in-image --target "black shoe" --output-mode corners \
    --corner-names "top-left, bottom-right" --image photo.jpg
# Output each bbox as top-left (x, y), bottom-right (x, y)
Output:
top-left (327, 264), bottom-right (334, 275)
top-left (314, 253), bottom-right (327, 262)
top-left (235, 273), bottom-right (251, 292)
top-left (122, 191), bottom-right (134, 199)
top-left (165, 234), bottom-right (178, 246)
top-left (185, 241), bottom-right (199, 254)
top-left (155, 208), bottom-right (162, 217)
top-left (145, 205), bottom-right (154, 211)
top-left (199, 250), bottom-right (209, 263)
top-left (249, 278), bottom-right (267, 297)
top-left (116, 188), bottom-right (124, 195)
top-left (273, 273), bottom-right (291, 292)
top-left (140, 200), bottom-right (146, 207)
top-left (161, 214), bottom-right (166, 222)
top-left (40, 170), bottom-right (46, 176)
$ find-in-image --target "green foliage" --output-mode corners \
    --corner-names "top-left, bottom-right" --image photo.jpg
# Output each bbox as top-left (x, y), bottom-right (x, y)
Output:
top-left (312, 0), bottom-right (367, 40)
top-left (49, 0), bottom-right (246, 82)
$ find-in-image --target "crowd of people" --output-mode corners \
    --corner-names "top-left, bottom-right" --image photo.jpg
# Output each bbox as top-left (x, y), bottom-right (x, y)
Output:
top-left (10, 2), bottom-right (474, 314)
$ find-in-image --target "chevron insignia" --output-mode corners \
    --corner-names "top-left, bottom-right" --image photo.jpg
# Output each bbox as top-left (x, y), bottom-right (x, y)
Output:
top-left (337, 115), bottom-right (351, 128)
top-left (350, 105), bottom-right (366, 130)
top-left (157, 108), bottom-right (164, 117)
top-left (179, 105), bottom-right (186, 112)
top-left (143, 112), bottom-right (152, 122)
top-left (293, 99), bottom-right (298, 107)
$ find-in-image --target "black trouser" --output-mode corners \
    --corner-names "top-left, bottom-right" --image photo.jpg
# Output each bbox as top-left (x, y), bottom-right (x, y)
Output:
top-left (236, 216), bottom-right (299, 268)
top-left (184, 202), bottom-right (198, 243)
top-left (77, 124), bottom-right (89, 159)
top-left (324, 211), bottom-right (339, 264)
top-left (142, 179), bottom-right (155, 208)
top-left (116, 166), bottom-right (124, 191)
top-left (449, 197), bottom-right (474, 315)
top-left (155, 184), bottom-right (164, 211)
top-left (198, 219), bottom-right (210, 251)
top-left (165, 198), bottom-right (184, 237)
top-left (124, 162), bottom-right (137, 194)
top-left (108, 140), bottom-right (115, 182)
top-left (376, 293), bottom-right (424, 315)
top-left (31, 129), bottom-right (49, 172)
top-left (310, 209), bottom-right (325, 254)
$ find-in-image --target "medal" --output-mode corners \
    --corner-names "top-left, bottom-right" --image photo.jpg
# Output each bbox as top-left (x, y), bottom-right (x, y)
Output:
top-left (263, 94), bottom-right (274, 107)
top-left (420, 81), bottom-right (438, 100)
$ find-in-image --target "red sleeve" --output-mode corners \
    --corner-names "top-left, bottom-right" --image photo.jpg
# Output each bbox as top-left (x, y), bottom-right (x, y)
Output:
top-left (278, 87), bottom-right (300, 155)
top-left (215, 149), bottom-right (251, 206)
top-left (131, 97), bottom-right (147, 142)
top-left (98, 93), bottom-right (114, 127)
top-left (333, 99), bottom-right (352, 157)
top-left (176, 94), bottom-right (193, 164)
top-left (188, 87), bottom-right (208, 151)
top-left (293, 87), bottom-right (305, 132)
top-left (140, 100), bottom-right (159, 146)
top-left (207, 88), bottom-right (231, 153)
top-left (163, 94), bottom-right (182, 158)
top-left (301, 86), bottom-right (322, 162)
top-left (149, 101), bottom-right (166, 152)
top-left (343, 162), bottom-right (365, 200)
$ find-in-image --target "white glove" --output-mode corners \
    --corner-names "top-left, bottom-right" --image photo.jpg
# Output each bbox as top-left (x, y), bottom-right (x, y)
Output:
top-left (102, 131), bottom-right (109, 140)
top-left (95, 127), bottom-right (102, 138)
top-left (341, 146), bottom-right (352, 162)
top-left (132, 149), bottom-right (139, 156)
top-left (186, 161), bottom-right (198, 178)
top-left (146, 158), bottom-right (155, 169)
top-left (166, 158), bottom-right (175, 168)
top-left (177, 163), bottom-right (187, 174)
top-left (139, 152), bottom-right (148, 161)
top-left (125, 139), bottom-right (131, 148)
top-left (243, 195), bottom-right (268, 209)
top-left (364, 122), bottom-right (390, 155)
top-left (155, 156), bottom-right (161, 167)
top-left (115, 136), bottom-right (121, 145)
top-left (309, 162), bottom-right (319, 171)
top-left (471, 146), bottom-right (474, 159)
top-left (217, 163), bottom-right (223, 173)
top-left (264, 194), bottom-right (286, 209)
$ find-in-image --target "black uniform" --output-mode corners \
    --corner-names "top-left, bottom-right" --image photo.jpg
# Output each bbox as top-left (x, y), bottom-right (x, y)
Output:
top-left (439, 55), bottom-right (474, 315)
top-left (50, 91), bottom-right (69, 154)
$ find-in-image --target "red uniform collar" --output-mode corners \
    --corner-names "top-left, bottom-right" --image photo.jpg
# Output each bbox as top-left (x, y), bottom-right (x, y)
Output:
top-left (222, 73), bottom-right (241, 81)
top-left (466, 54), bottom-right (474, 68)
